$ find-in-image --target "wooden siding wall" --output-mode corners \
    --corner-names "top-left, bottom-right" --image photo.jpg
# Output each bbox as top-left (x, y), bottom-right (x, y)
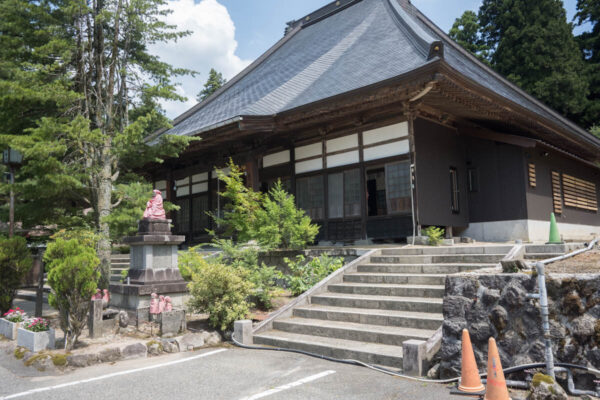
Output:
top-left (525, 147), bottom-right (600, 226)
top-left (414, 118), bottom-right (469, 228)
top-left (464, 136), bottom-right (528, 223)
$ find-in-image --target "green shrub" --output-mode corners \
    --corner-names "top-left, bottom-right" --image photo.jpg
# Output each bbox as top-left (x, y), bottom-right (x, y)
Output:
top-left (210, 162), bottom-right (318, 250)
top-left (44, 235), bottom-right (100, 350)
top-left (284, 254), bottom-right (345, 296)
top-left (423, 226), bottom-right (445, 246)
top-left (0, 236), bottom-right (33, 314)
top-left (187, 260), bottom-right (253, 331)
top-left (178, 245), bottom-right (210, 281)
top-left (212, 239), bottom-right (280, 310)
top-left (210, 160), bottom-right (263, 243)
top-left (254, 181), bottom-right (319, 249)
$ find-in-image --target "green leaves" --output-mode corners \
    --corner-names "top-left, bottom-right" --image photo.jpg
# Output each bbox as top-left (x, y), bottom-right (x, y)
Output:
top-left (449, 11), bottom-right (491, 63)
top-left (197, 68), bottom-right (227, 102)
top-left (0, 237), bottom-right (33, 314)
top-left (44, 234), bottom-right (100, 350)
top-left (283, 254), bottom-right (344, 296)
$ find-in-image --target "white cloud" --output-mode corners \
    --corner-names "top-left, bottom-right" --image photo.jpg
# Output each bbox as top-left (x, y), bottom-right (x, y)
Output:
top-left (150, 0), bottom-right (252, 118)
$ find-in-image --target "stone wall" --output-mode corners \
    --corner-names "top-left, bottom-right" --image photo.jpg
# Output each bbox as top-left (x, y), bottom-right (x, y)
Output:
top-left (440, 273), bottom-right (600, 379)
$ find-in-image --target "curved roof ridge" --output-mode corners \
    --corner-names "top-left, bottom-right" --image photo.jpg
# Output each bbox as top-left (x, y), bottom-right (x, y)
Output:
top-left (395, 0), bottom-right (600, 148)
top-left (385, 0), bottom-right (443, 59)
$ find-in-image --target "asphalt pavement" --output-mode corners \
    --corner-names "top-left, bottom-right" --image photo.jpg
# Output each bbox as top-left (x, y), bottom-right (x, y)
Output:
top-left (0, 345), bottom-right (458, 400)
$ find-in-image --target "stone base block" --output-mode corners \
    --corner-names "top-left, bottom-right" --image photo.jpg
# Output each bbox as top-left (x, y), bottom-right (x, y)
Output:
top-left (234, 320), bottom-right (253, 345)
top-left (402, 339), bottom-right (426, 376)
top-left (17, 328), bottom-right (55, 352)
top-left (160, 310), bottom-right (186, 337)
top-left (109, 289), bottom-right (189, 326)
top-left (407, 236), bottom-right (429, 245)
top-left (0, 319), bottom-right (20, 340)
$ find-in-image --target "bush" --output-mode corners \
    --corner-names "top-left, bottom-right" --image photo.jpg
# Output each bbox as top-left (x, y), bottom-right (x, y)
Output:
top-left (0, 236), bottom-right (33, 314)
top-left (44, 235), bottom-right (100, 350)
top-left (423, 226), bottom-right (445, 246)
top-left (254, 181), bottom-right (319, 249)
top-left (212, 239), bottom-right (281, 310)
top-left (210, 162), bottom-right (318, 250)
top-left (178, 245), bottom-right (211, 281)
top-left (284, 254), bottom-right (345, 296)
top-left (187, 260), bottom-right (253, 331)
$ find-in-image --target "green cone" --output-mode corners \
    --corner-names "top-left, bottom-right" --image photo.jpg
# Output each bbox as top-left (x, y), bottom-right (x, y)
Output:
top-left (548, 213), bottom-right (562, 244)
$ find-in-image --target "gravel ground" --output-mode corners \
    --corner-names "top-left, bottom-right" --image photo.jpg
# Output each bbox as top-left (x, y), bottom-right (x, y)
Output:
top-left (546, 249), bottom-right (600, 273)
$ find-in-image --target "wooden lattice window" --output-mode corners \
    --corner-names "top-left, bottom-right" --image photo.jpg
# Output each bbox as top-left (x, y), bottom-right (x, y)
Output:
top-left (528, 163), bottom-right (536, 188)
top-left (551, 171), bottom-right (562, 215)
top-left (562, 174), bottom-right (598, 212)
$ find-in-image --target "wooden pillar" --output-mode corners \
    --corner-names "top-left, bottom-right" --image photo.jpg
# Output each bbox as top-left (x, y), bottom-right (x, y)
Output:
top-left (358, 132), bottom-right (367, 240)
top-left (244, 158), bottom-right (260, 192)
top-left (405, 103), bottom-right (421, 236)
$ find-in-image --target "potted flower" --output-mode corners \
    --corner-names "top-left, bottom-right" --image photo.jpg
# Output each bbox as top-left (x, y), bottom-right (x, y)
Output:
top-left (0, 308), bottom-right (26, 340)
top-left (17, 317), bottom-right (55, 352)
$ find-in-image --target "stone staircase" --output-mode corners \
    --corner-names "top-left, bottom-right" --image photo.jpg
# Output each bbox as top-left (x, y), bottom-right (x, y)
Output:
top-left (110, 254), bottom-right (130, 283)
top-left (253, 245), bottom-right (514, 369)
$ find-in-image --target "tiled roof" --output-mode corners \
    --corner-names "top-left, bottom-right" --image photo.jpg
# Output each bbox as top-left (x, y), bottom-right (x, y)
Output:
top-left (161, 0), bottom-right (600, 151)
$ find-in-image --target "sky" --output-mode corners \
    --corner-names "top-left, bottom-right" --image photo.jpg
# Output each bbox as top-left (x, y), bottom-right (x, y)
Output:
top-left (152, 0), bottom-right (584, 118)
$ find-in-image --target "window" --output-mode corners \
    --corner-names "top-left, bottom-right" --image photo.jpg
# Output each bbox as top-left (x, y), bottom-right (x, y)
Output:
top-left (192, 195), bottom-right (210, 233)
top-left (296, 175), bottom-right (324, 220)
top-left (467, 168), bottom-right (479, 193)
top-left (450, 167), bottom-right (459, 214)
top-left (385, 162), bottom-right (411, 213)
top-left (366, 162), bottom-right (411, 216)
top-left (528, 163), bottom-right (537, 188)
top-left (562, 174), bottom-right (598, 212)
top-left (175, 198), bottom-right (190, 233)
top-left (328, 169), bottom-right (361, 219)
top-left (551, 171), bottom-right (563, 215)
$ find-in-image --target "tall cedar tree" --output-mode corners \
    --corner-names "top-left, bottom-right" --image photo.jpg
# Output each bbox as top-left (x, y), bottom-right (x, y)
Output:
top-left (197, 68), bottom-right (227, 102)
top-left (478, 0), bottom-right (588, 122)
top-left (449, 11), bottom-right (491, 63)
top-left (0, 0), bottom-right (196, 287)
top-left (576, 0), bottom-right (600, 128)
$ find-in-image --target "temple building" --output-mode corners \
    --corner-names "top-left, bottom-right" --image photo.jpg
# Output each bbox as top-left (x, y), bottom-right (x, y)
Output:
top-left (148, 0), bottom-right (600, 245)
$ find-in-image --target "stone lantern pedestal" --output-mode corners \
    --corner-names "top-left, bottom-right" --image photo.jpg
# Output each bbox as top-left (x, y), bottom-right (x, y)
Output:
top-left (109, 219), bottom-right (187, 325)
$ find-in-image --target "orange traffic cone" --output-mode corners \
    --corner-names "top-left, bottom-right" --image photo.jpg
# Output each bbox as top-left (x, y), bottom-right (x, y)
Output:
top-left (484, 337), bottom-right (511, 400)
top-left (458, 329), bottom-right (485, 394)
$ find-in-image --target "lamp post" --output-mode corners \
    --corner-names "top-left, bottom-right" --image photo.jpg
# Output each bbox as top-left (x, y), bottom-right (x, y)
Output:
top-left (2, 149), bottom-right (23, 238)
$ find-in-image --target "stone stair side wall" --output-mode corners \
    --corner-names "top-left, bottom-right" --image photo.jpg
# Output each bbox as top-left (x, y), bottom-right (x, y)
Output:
top-left (439, 273), bottom-right (600, 380)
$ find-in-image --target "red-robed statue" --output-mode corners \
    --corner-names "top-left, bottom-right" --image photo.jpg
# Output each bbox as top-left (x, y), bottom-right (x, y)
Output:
top-left (143, 189), bottom-right (167, 220)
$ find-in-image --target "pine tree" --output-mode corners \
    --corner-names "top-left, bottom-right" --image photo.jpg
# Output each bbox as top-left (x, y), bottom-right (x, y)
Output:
top-left (449, 11), bottom-right (490, 63)
top-left (197, 68), bottom-right (227, 102)
top-left (575, 0), bottom-right (600, 128)
top-left (0, 0), bottom-right (197, 286)
top-left (478, 0), bottom-right (588, 121)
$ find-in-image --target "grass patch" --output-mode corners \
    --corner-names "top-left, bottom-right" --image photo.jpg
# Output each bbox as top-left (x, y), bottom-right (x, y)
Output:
top-left (532, 372), bottom-right (555, 387)
top-left (51, 353), bottom-right (68, 366)
top-left (14, 347), bottom-right (27, 360)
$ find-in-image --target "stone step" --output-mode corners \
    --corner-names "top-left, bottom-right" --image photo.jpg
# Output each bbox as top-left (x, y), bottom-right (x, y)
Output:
top-left (311, 292), bottom-right (443, 313)
top-left (343, 273), bottom-right (446, 285)
top-left (357, 263), bottom-right (495, 274)
top-left (370, 254), bottom-right (505, 264)
top-left (111, 261), bottom-right (130, 267)
top-left (524, 253), bottom-right (564, 260)
top-left (110, 275), bottom-right (124, 282)
top-left (293, 304), bottom-right (443, 330)
top-left (524, 244), bottom-right (574, 254)
top-left (272, 317), bottom-right (435, 346)
top-left (253, 330), bottom-right (404, 368)
top-left (380, 246), bottom-right (513, 256)
top-left (328, 283), bottom-right (444, 298)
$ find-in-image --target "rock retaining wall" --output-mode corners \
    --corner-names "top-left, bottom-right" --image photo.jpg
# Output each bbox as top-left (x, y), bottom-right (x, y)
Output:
top-left (440, 273), bottom-right (600, 380)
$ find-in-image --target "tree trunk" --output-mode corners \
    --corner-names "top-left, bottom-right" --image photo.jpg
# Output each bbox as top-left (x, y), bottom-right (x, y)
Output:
top-left (97, 139), bottom-right (113, 289)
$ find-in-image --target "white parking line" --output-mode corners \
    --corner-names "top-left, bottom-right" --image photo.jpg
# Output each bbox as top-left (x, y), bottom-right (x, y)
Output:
top-left (1, 348), bottom-right (227, 400)
top-left (238, 370), bottom-right (336, 400)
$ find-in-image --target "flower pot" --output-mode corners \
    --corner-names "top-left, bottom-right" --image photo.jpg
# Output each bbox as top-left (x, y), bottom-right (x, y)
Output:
top-left (17, 328), bottom-right (55, 352)
top-left (0, 318), bottom-right (20, 340)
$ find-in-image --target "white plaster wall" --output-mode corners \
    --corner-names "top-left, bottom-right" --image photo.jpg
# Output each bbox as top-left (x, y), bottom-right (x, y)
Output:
top-left (461, 219), bottom-right (600, 242)
top-left (263, 150), bottom-right (290, 167)
top-left (363, 122), bottom-right (408, 145)
top-left (461, 220), bottom-right (529, 242)
top-left (527, 220), bottom-right (599, 242)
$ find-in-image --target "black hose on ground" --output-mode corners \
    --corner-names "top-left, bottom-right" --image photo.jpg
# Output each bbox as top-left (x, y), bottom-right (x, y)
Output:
top-left (231, 333), bottom-right (600, 390)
